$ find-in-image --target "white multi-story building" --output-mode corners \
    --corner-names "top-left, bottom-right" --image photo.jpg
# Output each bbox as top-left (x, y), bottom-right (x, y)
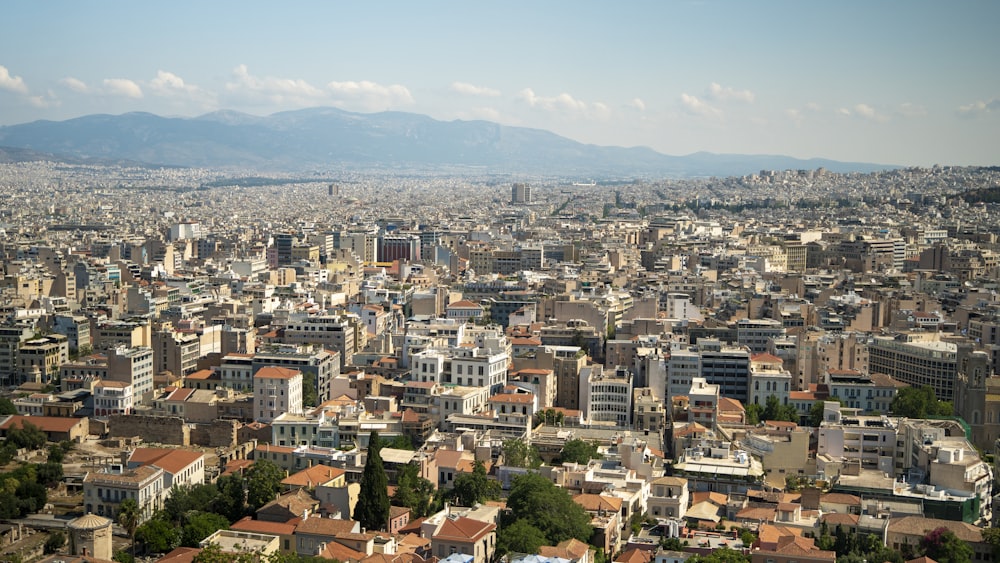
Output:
top-left (666, 345), bottom-right (701, 401)
top-left (254, 366), bottom-right (303, 423)
top-left (748, 353), bottom-right (793, 408)
top-left (580, 365), bottom-right (633, 427)
top-left (83, 465), bottom-right (165, 523)
top-left (93, 380), bottom-right (134, 417)
top-left (688, 377), bottom-right (720, 430)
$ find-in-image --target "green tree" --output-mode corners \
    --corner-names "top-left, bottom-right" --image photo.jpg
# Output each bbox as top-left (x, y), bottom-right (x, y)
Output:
top-left (136, 517), bottom-right (181, 554)
top-left (503, 438), bottom-right (542, 469)
top-left (534, 408), bottom-right (565, 427)
top-left (746, 403), bottom-right (762, 425)
top-left (920, 527), bottom-right (973, 563)
top-left (891, 386), bottom-right (953, 418)
top-left (36, 461), bottom-right (64, 486)
top-left (809, 401), bottom-right (827, 427)
top-left (686, 547), bottom-right (750, 563)
top-left (353, 430), bottom-right (390, 531)
top-left (982, 527), bottom-right (1000, 562)
top-left (213, 474), bottom-right (247, 522)
top-left (182, 511), bottom-right (230, 547)
top-left (245, 459), bottom-right (284, 512)
top-left (6, 421), bottom-right (47, 449)
top-left (505, 472), bottom-right (592, 545)
top-left (117, 498), bottom-right (141, 562)
top-left (44, 530), bottom-right (66, 554)
top-left (498, 519), bottom-right (549, 555)
top-left (163, 483), bottom-right (220, 524)
top-left (761, 395), bottom-right (797, 422)
top-left (451, 460), bottom-right (500, 507)
top-left (392, 463), bottom-right (438, 518)
top-left (0, 397), bottom-right (16, 415)
top-left (559, 439), bottom-right (602, 465)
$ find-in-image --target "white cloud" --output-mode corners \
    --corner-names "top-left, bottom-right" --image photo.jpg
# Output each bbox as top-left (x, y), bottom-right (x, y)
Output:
top-left (897, 102), bottom-right (927, 118)
top-left (27, 90), bottom-right (59, 108)
top-left (805, 102), bottom-right (822, 112)
top-left (450, 81), bottom-right (500, 97)
top-left (459, 107), bottom-right (502, 122)
top-left (516, 88), bottom-right (612, 121)
top-left (224, 65), bottom-right (413, 111)
top-left (837, 107), bottom-right (852, 116)
top-left (957, 98), bottom-right (1000, 117)
top-left (706, 82), bottom-right (754, 103)
top-left (518, 88), bottom-right (587, 112)
top-left (103, 78), bottom-right (143, 99)
top-left (628, 98), bottom-right (646, 111)
top-left (0, 65), bottom-right (28, 94)
top-left (853, 103), bottom-right (888, 122)
top-left (785, 108), bottom-right (802, 124)
top-left (327, 80), bottom-right (414, 110)
top-left (148, 70), bottom-right (216, 107)
top-left (680, 93), bottom-right (721, 119)
top-left (60, 77), bottom-right (89, 93)
top-left (226, 64), bottom-right (325, 106)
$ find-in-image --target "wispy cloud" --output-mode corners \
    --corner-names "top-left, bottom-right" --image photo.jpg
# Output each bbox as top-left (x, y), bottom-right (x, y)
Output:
top-left (517, 88), bottom-right (610, 120)
top-left (706, 82), bottom-right (754, 103)
top-left (27, 91), bottom-right (59, 108)
top-left (103, 78), bottom-right (143, 99)
top-left (896, 102), bottom-right (927, 118)
top-left (628, 98), bottom-right (646, 111)
top-left (327, 80), bottom-right (414, 110)
top-left (957, 98), bottom-right (1000, 117)
top-left (0, 65), bottom-right (28, 94)
top-left (679, 93), bottom-right (721, 119)
top-left (60, 77), bottom-right (89, 93)
top-left (837, 103), bottom-right (887, 122)
top-left (148, 70), bottom-right (216, 107)
top-left (450, 81), bottom-right (500, 97)
top-left (224, 65), bottom-right (412, 111)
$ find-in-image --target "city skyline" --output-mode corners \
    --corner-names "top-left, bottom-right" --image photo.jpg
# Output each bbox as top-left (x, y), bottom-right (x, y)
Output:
top-left (1, 1), bottom-right (998, 167)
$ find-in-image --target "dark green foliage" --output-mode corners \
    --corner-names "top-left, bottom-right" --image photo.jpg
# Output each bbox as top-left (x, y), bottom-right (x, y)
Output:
top-left (214, 474), bottom-right (248, 522)
top-left (498, 519), bottom-right (549, 556)
top-left (162, 483), bottom-right (221, 524)
top-left (505, 472), bottom-right (592, 545)
top-left (891, 386), bottom-right (953, 418)
top-left (36, 461), bottom-right (64, 486)
top-left (353, 430), bottom-right (390, 531)
top-left (136, 517), bottom-right (181, 554)
top-left (502, 438), bottom-right (541, 469)
top-left (920, 527), bottom-right (973, 563)
top-left (113, 549), bottom-right (134, 563)
top-left (6, 421), bottom-right (47, 450)
top-left (182, 511), bottom-right (230, 547)
top-left (392, 463), bottom-right (438, 517)
top-left (118, 498), bottom-right (140, 561)
top-left (245, 459), bottom-right (284, 511)
top-left (450, 460), bottom-right (500, 507)
top-left (44, 530), bottom-right (65, 554)
top-left (746, 403), bottom-right (762, 425)
top-left (686, 548), bottom-right (750, 563)
top-left (534, 408), bottom-right (564, 426)
top-left (559, 439), bottom-right (602, 465)
top-left (302, 372), bottom-right (318, 409)
top-left (0, 397), bottom-right (16, 415)
top-left (761, 395), bottom-right (798, 422)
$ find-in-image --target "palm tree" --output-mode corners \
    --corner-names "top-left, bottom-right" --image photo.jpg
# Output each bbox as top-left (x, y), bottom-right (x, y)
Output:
top-left (117, 498), bottom-right (140, 560)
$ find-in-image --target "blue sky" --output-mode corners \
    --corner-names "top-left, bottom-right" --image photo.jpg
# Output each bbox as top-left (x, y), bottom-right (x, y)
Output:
top-left (1, 1), bottom-right (997, 166)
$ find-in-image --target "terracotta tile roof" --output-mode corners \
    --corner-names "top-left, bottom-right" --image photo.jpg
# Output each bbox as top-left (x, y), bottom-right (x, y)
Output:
top-left (736, 507), bottom-right (776, 521)
top-left (819, 513), bottom-right (859, 526)
top-left (231, 516), bottom-right (297, 536)
top-left (615, 547), bottom-right (654, 563)
top-left (573, 493), bottom-right (623, 513)
top-left (129, 447), bottom-right (204, 476)
top-left (319, 540), bottom-right (366, 561)
top-left (283, 464), bottom-right (346, 487)
top-left (295, 516), bottom-right (360, 537)
top-left (489, 393), bottom-right (534, 404)
top-left (432, 515), bottom-right (495, 542)
top-left (255, 366), bottom-right (302, 380)
top-left (887, 516), bottom-right (985, 543)
top-left (539, 538), bottom-right (590, 560)
top-left (157, 547), bottom-right (202, 563)
top-left (819, 493), bottom-right (861, 505)
top-left (0, 415), bottom-right (85, 433)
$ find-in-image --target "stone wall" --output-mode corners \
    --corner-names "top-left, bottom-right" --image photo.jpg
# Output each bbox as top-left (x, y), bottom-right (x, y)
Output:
top-left (189, 419), bottom-right (238, 448)
top-left (108, 415), bottom-right (189, 445)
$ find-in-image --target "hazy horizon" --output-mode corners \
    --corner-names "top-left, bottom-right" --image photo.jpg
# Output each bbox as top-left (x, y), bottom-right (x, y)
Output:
top-left (1, 1), bottom-right (997, 167)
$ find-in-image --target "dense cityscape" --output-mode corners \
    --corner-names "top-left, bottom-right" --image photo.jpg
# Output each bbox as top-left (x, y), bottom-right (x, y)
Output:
top-left (2, 160), bottom-right (1000, 563)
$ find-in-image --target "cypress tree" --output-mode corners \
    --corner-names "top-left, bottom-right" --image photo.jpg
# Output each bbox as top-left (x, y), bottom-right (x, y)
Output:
top-left (353, 430), bottom-right (390, 531)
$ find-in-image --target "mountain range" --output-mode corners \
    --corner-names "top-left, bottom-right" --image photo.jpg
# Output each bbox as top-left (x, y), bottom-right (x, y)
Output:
top-left (0, 107), bottom-right (894, 177)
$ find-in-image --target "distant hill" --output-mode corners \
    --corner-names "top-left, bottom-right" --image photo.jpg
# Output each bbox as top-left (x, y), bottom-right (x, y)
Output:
top-left (0, 107), bottom-right (895, 177)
